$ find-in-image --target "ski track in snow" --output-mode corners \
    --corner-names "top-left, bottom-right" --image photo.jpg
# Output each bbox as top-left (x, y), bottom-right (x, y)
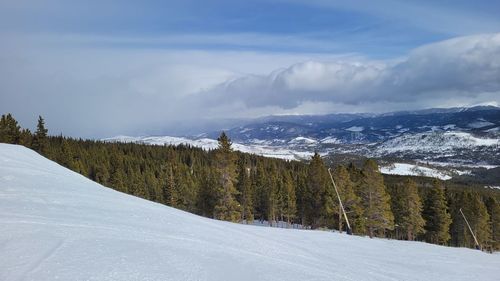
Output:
top-left (1, 144), bottom-right (499, 281)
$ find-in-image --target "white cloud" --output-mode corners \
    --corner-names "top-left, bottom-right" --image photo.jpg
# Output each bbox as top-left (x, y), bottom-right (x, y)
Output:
top-left (198, 33), bottom-right (500, 113)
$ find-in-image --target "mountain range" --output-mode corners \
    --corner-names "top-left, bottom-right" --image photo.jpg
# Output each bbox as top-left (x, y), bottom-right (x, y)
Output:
top-left (105, 106), bottom-right (500, 183)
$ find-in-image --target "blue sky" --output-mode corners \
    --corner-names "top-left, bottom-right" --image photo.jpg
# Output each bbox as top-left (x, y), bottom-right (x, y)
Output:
top-left (1, 0), bottom-right (499, 137)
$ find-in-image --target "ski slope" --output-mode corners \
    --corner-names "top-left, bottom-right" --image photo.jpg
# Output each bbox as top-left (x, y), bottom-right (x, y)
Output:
top-left (1, 144), bottom-right (499, 281)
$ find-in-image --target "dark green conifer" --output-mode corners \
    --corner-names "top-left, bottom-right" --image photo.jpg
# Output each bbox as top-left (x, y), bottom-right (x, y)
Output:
top-left (332, 165), bottom-right (363, 234)
top-left (0, 113), bottom-right (21, 144)
top-left (359, 159), bottom-right (394, 238)
top-left (423, 180), bottom-right (452, 245)
top-left (213, 132), bottom-right (241, 222)
top-left (392, 179), bottom-right (425, 240)
top-left (305, 152), bottom-right (334, 228)
top-left (32, 115), bottom-right (48, 153)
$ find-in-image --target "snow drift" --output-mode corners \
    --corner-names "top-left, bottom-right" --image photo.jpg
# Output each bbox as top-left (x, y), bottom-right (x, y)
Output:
top-left (1, 144), bottom-right (499, 281)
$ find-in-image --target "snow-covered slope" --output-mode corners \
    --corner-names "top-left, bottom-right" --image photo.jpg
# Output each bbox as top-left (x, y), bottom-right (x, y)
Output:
top-left (375, 131), bottom-right (499, 154)
top-left (104, 135), bottom-right (315, 161)
top-left (380, 163), bottom-right (452, 180)
top-left (1, 144), bottom-right (499, 281)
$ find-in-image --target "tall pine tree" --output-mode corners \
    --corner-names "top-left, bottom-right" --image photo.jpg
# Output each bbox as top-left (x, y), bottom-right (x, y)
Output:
top-left (32, 115), bottom-right (48, 153)
top-left (305, 152), bottom-right (335, 229)
top-left (392, 179), bottom-right (425, 240)
top-left (423, 180), bottom-right (452, 245)
top-left (332, 165), bottom-right (363, 234)
top-left (213, 132), bottom-right (241, 222)
top-left (359, 160), bottom-right (394, 238)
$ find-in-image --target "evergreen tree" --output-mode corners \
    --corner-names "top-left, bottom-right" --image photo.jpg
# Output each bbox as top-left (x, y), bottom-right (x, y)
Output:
top-left (237, 158), bottom-right (254, 223)
top-left (305, 152), bottom-right (335, 228)
top-left (423, 180), bottom-right (452, 245)
top-left (32, 115), bottom-right (48, 153)
top-left (253, 161), bottom-right (268, 222)
top-left (485, 197), bottom-right (500, 251)
top-left (282, 170), bottom-right (297, 226)
top-left (332, 165), bottom-right (363, 234)
top-left (267, 164), bottom-right (280, 226)
top-left (0, 113), bottom-right (21, 144)
top-left (453, 192), bottom-right (492, 249)
top-left (19, 128), bottom-right (33, 146)
top-left (163, 165), bottom-right (179, 208)
top-left (213, 132), bottom-right (241, 222)
top-left (392, 179), bottom-right (425, 240)
top-left (359, 160), bottom-right (394, 238)
top-left (196, 167), bottom-right (217, 217)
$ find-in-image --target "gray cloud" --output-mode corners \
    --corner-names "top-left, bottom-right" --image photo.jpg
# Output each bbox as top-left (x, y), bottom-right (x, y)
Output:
top-left (1, 32), bottom-right (499, 138)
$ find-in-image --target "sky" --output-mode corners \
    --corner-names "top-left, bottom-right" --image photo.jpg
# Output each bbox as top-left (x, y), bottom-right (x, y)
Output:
top-left (1, 0), bottom-right (499, 137)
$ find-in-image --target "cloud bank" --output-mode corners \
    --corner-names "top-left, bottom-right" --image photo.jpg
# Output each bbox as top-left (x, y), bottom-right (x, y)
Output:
top-left (198, 33), bottom-right (500, 114)
top-left (1, 33), bottom-right (499, 137)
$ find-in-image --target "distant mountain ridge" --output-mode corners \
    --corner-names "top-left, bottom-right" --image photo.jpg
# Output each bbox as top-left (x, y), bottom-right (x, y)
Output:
top-left (210, 105), bottom-right (500, 145)
top-left (105, 106), bottom-right (500, 181)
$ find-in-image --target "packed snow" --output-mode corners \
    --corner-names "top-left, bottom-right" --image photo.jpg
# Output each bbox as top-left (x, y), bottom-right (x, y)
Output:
top-left (1, 144), bottom-right (499, 281)
top-left (380, 163), bottom-right (452, 180)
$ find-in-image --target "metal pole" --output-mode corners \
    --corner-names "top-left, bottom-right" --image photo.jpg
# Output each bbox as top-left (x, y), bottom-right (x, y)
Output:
top-left (328, 168), bottom-right (352, 234)
top-left (459, 208), bottom-right (481, 250)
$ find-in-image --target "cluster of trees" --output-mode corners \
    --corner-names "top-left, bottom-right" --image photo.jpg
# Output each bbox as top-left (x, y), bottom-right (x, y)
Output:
top-left (1, 113), bottom-right (499, 251)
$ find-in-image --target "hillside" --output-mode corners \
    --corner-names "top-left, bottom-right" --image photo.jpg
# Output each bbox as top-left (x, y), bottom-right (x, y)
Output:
top-left (1, 143), bottom-right (499, 281)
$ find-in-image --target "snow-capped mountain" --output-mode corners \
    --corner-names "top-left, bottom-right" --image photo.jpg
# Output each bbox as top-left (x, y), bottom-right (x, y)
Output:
top-left (1, 144), bottom-right (499, 281)
top-left (105, 106), bottom-right (500, 181)
top-left (213, 106), bottom-right (500, 144)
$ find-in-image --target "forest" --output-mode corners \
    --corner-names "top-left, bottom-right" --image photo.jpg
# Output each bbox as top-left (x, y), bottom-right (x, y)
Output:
top-left (1, 113), bottom-right (499, 251)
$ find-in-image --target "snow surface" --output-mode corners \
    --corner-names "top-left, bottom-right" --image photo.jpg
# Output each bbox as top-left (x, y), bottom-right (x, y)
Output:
top-left (380, 163), bottom-right (452, 180)
top-left (1, 144), bottom-right (500, 281)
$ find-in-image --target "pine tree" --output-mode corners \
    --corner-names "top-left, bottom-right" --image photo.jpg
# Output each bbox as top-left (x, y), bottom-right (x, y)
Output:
top-left (0, 113), bottom-right (21, 144)
top-left (282, 170), bottom-right (297, 226)
top-left (423, 180), bottom-right (452, 245)
top-left (305, 152), bottom-right (335, 228)
top-left (196, 167), bottom-right (217, 217)
top-left (332, 165), bottom-right (363, 234)
top-left (19, 128), bottom-right (33, 146)
top-left (392, 179), bottom-right (425, 240)
top-left (237, 158), bottom-right (254, 223)
top-left (253, 161), bottom-right (268, 222)
top-left (455, 192), bottom-right (492, 249)
top-left (213, 132), bottom-right (241, 222)
top-left (32, 115), bottom-right (48, 153)
top-left (359, 159), bottom-right (394, 238)
top-left (163, 165), bottom-right (179, 208)
top-left (109, 153), bottom-right (125, 192)
top-left (485, 197), bottom-right (500, 251)
top-left (266, 164), bottom-right (281, 226)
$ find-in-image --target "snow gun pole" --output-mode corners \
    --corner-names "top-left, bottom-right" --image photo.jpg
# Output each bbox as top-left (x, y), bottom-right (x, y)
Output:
top-left (459, 208), bottom-right (481, 250)
top-left (328, 168), bottom-right (352, 235)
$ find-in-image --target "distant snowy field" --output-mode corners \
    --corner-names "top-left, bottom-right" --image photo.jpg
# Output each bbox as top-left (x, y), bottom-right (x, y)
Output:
top-left (380, 163), bottom-right (452, 180)
top-left (2, 144), bottom-right (499, 281)
top-left (104, 135), bottom-right (317, 160)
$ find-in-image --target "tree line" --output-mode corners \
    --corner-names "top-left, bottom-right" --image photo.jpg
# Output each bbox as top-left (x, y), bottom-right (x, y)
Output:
top-left (1, 113), bottom-right (499, 251)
